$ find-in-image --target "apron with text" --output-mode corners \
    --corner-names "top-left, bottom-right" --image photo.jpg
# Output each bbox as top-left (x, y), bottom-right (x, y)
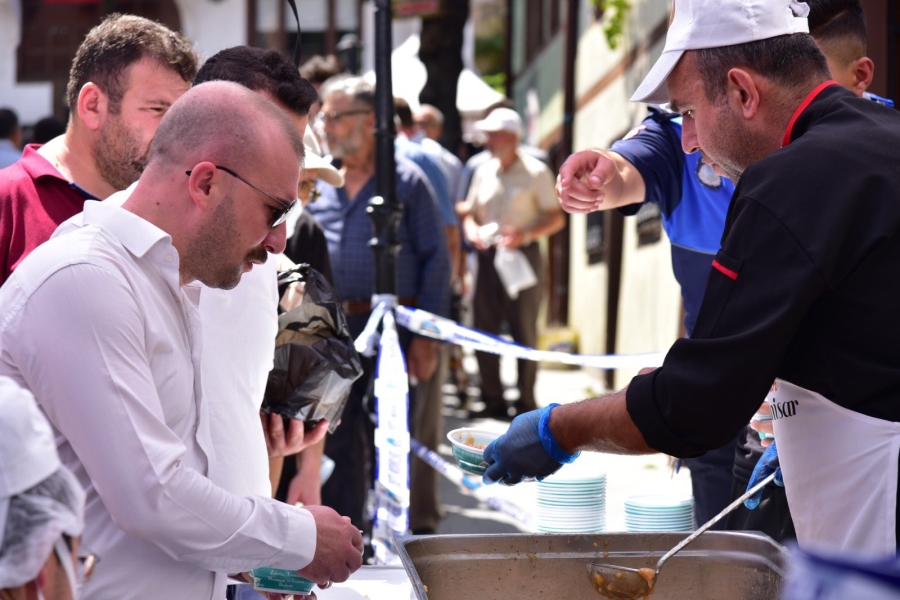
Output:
top-left (769, 378), bottom-right (900, 556)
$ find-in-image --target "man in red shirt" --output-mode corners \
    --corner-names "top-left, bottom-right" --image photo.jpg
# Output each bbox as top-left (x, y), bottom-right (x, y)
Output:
top-left (0, 14), bottom-right (198, 283)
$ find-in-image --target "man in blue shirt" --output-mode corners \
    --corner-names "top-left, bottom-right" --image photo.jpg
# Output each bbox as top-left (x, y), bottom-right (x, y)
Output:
top-left (556, 106), bottom-right (739, 529)
top-left (0, 109), bottom-right (22, 169)
top-left (307, 76), bottom-right (451, 536)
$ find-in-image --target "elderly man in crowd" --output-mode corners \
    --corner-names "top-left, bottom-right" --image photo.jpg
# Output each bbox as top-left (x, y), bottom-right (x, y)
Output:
top-left (307, 75), bottom-right (451, 537)
top-left (461, 107), bottom-right (564, 420)
top-left (412, 104), bottom-right (465, 204)
top-left (0, 378), bottom-right (85, 600)
top-left (0, 82), bottom-right (363, 598)
top-left (486, 0), bottom-right (900, 557)
top-left (0, 14), bottom-right (198, 284)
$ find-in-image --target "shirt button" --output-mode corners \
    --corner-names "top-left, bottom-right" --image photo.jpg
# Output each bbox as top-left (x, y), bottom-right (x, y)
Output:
top-left (165, 254), bottom-right (174, 262)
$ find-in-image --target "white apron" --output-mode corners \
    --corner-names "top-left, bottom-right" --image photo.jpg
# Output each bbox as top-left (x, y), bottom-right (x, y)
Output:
top-left (769, 378), bottom-right (900, 556)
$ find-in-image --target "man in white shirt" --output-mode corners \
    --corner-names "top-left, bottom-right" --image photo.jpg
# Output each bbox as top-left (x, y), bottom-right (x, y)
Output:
top-left (189, 45), bottom-right (326, 506)
top-left (0, 81), bottom-right (363, 599)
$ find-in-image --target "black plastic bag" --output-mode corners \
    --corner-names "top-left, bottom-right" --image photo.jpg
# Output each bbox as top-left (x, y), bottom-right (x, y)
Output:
top-left (262, 265), bottom-right (363, 434)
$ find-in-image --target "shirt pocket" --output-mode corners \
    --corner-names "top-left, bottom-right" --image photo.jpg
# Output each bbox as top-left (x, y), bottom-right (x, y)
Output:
top-left (691, 250), bottom-right (742, 339)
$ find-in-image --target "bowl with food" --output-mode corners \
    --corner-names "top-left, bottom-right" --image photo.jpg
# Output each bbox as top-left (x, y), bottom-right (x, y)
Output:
top-left (447, 428), bottom-right (499, 475)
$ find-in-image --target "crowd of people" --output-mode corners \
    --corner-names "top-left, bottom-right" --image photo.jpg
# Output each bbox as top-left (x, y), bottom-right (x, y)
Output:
top-left (1, 0), bottom-right (899, 598)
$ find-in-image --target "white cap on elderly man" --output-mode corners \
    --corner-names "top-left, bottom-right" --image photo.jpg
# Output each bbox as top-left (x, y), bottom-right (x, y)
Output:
top-left (631, 0), bottom-right (811, 105)
top-left (474, 108), bottom-right (523, 138)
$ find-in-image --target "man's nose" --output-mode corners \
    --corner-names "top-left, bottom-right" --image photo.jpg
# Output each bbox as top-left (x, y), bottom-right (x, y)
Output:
top-left (264, 222), bottom-right (288, 255)
top-left (681, 117), bottom-right (700, 154)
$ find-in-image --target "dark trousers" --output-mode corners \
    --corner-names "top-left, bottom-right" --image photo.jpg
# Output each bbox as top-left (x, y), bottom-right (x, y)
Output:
top-left (320, 352), bottom-right (375, 532)
top-left (473, 243), bottom-right (542, 412)
top-left (409, 346), bottom-right (448, 531)
top-left (683, 431), bottom-right (742, 529)
top-left (321, 315), bottom-right (427, 536)
top-left (725, 427), bottom-right (796, 542)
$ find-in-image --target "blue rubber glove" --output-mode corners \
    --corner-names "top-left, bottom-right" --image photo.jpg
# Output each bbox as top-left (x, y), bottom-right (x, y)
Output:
top-left (744, 440), bottom-right (784, 510)
top-left (482, 404), bottom-right (580, 485)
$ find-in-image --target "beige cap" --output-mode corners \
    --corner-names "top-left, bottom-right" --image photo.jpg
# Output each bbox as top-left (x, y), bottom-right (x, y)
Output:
top-left (303, 125), bottom-right (344, 188)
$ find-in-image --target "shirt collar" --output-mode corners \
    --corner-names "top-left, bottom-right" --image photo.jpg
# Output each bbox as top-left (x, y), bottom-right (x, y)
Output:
top-left (81, 195), bottom-right (174, 260)
top-left (17, 144), bottom-right (99, 200)
top-left (781, 80), bottom-right (840, 147)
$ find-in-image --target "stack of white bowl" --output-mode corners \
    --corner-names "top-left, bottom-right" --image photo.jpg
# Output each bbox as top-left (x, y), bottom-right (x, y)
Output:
top-left (535, 462), bottom-right (606, 533)
top-left (624, 494), bottom-right (694, 532)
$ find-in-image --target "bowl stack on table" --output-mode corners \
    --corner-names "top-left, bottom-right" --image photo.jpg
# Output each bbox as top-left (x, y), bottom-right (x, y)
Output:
top-left (624, 494), bottom-right (694, 532)
top-left (535, 460), bottom-right (606, 533)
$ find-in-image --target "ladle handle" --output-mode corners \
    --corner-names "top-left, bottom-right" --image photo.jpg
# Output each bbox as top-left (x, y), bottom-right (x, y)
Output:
top-left (655, 472), bottom-right (778, 572)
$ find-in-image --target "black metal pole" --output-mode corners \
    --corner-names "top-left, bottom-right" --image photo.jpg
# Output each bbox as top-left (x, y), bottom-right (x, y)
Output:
top-left (367, 0), bottom-right (402, 297)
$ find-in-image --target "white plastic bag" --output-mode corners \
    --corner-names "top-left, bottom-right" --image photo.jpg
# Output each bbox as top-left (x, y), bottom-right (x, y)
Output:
top-left (494, 246), bottom-right (537, 299)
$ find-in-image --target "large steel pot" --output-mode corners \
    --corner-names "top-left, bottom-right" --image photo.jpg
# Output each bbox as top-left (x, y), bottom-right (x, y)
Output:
top-left (396, 532), bottom-right (787, 599)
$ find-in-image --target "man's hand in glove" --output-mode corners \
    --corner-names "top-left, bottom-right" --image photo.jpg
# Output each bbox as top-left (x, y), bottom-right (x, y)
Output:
top-left (482, 403), bottom-right (579, 485)
top-left (744, 440), bottom-right (784, 510)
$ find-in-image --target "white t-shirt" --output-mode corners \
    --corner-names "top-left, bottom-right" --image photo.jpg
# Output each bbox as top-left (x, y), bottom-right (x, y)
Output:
top-left (201, 258), bottom-right (278, 498)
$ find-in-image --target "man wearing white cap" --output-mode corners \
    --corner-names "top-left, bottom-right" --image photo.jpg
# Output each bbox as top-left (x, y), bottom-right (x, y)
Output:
top-left (461, 107), bottom-right (564, 420)
top-left (483, 0), bottom-right (900, 556)
top-left (0, 377), bottom-right (86, 600)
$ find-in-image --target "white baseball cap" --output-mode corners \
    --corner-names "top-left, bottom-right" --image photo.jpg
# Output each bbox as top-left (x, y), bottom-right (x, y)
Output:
top-left (303, 125), bottom-right (344, 188)
top-left (475, 108), bottom-right (523, 138)
top-left (631, 0), bottom-right (811, 105)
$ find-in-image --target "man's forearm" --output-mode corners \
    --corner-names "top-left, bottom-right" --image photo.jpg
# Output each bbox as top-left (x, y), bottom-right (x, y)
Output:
top-left (298, 437), bottom-right (326, 477)
top-left (527, 210), bottom-right (566, 242)
top-left (444, 225), bottom-right (462, 284)
top-left (549, 389), bottom-right (653, 455)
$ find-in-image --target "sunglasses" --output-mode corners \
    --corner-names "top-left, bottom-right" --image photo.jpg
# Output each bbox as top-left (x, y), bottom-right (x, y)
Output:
top-left (186, 165), bottom-right (297, 228)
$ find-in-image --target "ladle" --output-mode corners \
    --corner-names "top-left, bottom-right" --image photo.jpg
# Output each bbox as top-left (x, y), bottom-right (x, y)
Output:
top-left (587, 472), bottom-right (777, 599)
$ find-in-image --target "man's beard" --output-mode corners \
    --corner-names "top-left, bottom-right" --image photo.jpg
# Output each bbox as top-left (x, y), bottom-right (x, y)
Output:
top-left (92, 113), bottom-right (148, 191)
top-left (182, 193), bottom-right (268, 290)
top-left (327, 130), bottom-right (362, 159)
top-left (707, 104), bottom-right (766, 184)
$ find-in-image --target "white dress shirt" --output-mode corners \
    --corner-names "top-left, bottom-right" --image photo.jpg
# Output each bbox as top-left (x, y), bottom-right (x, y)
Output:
top-left (107, 185), bottom-right (275, 500)
top-left (0, 199), bottom-right (316, 599)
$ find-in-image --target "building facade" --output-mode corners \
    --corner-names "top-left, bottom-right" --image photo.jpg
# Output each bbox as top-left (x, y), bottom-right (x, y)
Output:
top-left (506, 0), bottom-right (900, 388)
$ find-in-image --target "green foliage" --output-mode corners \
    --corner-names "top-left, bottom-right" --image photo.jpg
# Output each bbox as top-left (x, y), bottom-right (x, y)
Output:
top-left (481, 71), bottom-right (507, 94)
top-left (475, 32), bottom-right (505, 76)
top-left (592, 0), bottom-right (631, 50)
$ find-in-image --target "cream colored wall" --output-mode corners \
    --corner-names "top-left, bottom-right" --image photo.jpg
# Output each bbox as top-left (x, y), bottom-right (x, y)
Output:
top-left (613, 223), bottom-right (681, 390)
top-left (567, 0), bottom-right (680, 387)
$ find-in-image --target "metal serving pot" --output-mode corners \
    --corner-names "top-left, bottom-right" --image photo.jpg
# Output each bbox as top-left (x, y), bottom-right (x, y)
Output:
top-left (396, 532), bottom-right (787, 600)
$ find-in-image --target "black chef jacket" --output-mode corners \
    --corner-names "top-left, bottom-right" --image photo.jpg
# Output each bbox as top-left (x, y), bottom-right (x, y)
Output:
top-left (627, 83), bottom-right (900, 458)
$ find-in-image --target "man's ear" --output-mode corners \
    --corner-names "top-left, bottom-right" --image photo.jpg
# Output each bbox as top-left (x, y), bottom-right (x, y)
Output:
top-left (851, 56), bottom-right (875, 95)
top-left (76, 83), bottom-right (109, 131)
top-left (186, 162), bottom-right (218, 210)
top-left (726, 68), bottom-right (761, 120)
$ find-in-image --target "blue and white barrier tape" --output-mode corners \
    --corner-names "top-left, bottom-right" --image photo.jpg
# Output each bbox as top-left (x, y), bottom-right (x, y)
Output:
top-left (370, 307), bottom-right (410, 566)
top-left (410, 439), bottom-right (534, 528)
top-left (394, 305), bottom-right (665, 370)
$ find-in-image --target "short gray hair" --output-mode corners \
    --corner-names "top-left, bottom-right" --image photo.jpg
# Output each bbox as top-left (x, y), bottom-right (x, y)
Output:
top-left (320, 75), bottom-right (375, 110)
top-left (693, 34), bottom-right (830, 102)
